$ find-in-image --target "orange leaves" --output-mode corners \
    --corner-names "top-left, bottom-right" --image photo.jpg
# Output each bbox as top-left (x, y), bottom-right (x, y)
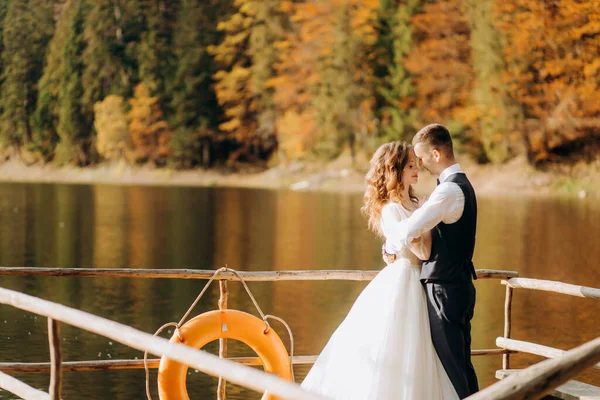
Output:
top-left (493, 0), bottom-right (600, 161)
top-left (211, 0), bottom-right (285, 148)
top-left (128, 83), bottom-right (171, 163)
top-left (270, 0), bottom-right (380, 159)
top-left (406, 0), bottom-right (473, 125)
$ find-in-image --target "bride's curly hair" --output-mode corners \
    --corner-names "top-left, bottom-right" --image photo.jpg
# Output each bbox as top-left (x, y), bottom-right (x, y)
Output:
top-left (361, 141), bottom-right (417, 236)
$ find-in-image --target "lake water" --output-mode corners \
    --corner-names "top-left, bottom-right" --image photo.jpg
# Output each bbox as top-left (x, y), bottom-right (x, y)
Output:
top-left (0, 183), bottom-right (598, 399)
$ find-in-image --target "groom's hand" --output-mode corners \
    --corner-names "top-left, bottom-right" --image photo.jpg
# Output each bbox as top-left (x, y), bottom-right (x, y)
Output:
top-left (382, 244), bottom-right (396, 265)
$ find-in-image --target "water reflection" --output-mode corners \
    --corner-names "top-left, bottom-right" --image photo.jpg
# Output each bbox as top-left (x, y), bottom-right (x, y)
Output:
top-left (0, 183), bottom-right (598, 398)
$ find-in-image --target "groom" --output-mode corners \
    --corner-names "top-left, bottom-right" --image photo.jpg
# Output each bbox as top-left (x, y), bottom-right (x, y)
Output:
top-left (384, 123), bottom-right (479, 398)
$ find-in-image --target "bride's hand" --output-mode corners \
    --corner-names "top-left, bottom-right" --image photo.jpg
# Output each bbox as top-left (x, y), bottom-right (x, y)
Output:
top-left (417, 196), bottom-right (429, 208)
top-left (382, 244), bottom-right (396, 265)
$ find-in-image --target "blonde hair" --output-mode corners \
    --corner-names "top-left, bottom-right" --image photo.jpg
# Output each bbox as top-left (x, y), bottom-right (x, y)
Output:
top-left (361, 141), bottom-right (417, 236)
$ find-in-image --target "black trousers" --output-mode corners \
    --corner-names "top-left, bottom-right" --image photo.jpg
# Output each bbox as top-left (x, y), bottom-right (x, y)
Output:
top-left (424, 281), bottom-right (479, 399)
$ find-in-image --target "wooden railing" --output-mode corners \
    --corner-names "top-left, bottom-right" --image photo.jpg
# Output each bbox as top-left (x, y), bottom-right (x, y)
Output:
top-left (0, 267), bottom-right (514, 399)
top-left (0, 267), bottom-right (517, 281)
top-left (498, 277), bottom-right (600, 371)
top-left (480, 277), bottom-right (600, 400)
top-left (1, 266), bottom-right (599, 400)
top-left (0, 286), bottom-right (327, 400)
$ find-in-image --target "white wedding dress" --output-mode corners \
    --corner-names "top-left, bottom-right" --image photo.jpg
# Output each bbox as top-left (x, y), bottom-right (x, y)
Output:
top-left (301, 202), bottom-right (459, 400)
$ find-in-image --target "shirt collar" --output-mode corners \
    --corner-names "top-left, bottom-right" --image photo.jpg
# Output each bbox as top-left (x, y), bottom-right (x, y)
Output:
top-left (439, 163), bottom-right (463, 183)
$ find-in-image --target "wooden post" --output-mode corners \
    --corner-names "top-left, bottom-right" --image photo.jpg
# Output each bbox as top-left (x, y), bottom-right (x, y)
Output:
top-left (502, 281), bottom-right (514, 370)
top-left (217, 280), bottom-right (228, 400)
top-left (47, 318), bottom-right (62, 400)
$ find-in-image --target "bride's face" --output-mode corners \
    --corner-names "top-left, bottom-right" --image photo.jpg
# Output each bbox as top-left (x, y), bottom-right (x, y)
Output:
top-left (402, 152), bottom-right (419, 186)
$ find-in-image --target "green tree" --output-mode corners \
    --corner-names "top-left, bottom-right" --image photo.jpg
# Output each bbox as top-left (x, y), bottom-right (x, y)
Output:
top-left (0, 0), bottom-right (56, 150)
top-left (0, 1), bottom-right (8, 93)
top-left (136, 0), bottom-right (179, 107)
top-left (375, 0), bottom-right (420, 143)
top-left (270, 0), bottom-right (379, 161)
top-left (466, 0), bottom-right (517, 162)
top-left (80, 0), bottom-right (137, 122)
top-left (308, 0), bottom-right (379, 159)
top-left (34, 0), bottom-right (87, 163)
top-left (211, 0), bottom-right (285, 160)
top-left (169, 0), bottom-right (227, 167)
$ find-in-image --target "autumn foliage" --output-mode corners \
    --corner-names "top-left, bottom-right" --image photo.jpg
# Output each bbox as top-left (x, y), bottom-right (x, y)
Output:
top-left (128, 83), bottom-right (171, 164)
top-left (494, 0), bottom-right (600, 162)
top-left (0, 0), bottom-right (597, 167)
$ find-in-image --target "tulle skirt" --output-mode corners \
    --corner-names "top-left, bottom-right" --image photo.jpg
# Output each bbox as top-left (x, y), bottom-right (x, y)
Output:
top-left (301, 259), bottom-right (459, 400)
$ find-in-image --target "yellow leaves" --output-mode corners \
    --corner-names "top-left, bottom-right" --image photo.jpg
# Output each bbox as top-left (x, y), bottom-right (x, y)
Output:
top-left (220, 118), bottom-right (241, 132)
top-left (229, 64), bottom-right (252, 81)
top-left (492, 0), bottom-right (600, 160)
top-left (94, 95), bottom-right (129, 161)
top-left (276, 109), bottom-right (315, 159)
top-left (405, 0), bottom-right (473, 125)
top-left (214, 65), bottom-right (251, 110)
top-left (583, 59), bottom-right (600, 77)
top-left (572, 21), bottom-right (600, 39)
top-left (453, 105), bottom-right (481, 126)
top-left (279, 1), bottom-right (294, 13)
top-left (127, 83), bottom-right (171, 163)
top-left (239, 1), bottom-right (254, 16)
top-left (362, 0), bottom-right (381, 9)
top-left (273, 39), bottom-right (291, 51)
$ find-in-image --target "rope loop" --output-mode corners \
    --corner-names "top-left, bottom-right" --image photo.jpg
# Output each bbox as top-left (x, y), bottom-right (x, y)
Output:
top-left (144, 266), bottom-right (296, 399)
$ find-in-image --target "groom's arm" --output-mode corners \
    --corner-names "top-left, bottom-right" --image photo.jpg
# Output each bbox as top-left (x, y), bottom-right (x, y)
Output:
top-left (384, 183), bottom-right (463, 253)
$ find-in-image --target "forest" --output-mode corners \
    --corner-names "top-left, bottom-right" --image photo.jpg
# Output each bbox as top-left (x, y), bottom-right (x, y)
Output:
top-left (0, 0), bottom-right (598, 169)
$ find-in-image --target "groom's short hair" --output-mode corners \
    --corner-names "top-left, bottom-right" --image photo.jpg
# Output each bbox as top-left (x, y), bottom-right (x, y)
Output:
top-left (412, 123), bottom-right (453, 154)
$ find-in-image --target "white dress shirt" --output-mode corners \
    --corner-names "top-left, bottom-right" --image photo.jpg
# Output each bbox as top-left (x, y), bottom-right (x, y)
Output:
top-left (385, 163), bottom-right (466, 253)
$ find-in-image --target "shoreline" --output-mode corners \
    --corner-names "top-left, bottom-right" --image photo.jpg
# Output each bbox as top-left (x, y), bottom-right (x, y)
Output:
top-left (0, 156), bottom-right (597, 198)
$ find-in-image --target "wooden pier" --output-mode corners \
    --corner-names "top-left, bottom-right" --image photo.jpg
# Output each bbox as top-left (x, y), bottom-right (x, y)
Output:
top-left (0, 266), bottom-right (598, 400)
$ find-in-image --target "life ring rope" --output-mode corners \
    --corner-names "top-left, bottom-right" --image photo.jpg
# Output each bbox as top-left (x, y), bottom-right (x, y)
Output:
top-left (144, 267), bottom-right (295, 400)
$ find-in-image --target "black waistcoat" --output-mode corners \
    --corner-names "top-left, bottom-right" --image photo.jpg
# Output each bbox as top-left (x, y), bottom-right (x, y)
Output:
top-left (421, 173), bottom-right (478, 282)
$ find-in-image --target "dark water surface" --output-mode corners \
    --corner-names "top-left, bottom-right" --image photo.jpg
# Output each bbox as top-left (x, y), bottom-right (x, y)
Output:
top-left (0, 183), bottom-right (598, 399)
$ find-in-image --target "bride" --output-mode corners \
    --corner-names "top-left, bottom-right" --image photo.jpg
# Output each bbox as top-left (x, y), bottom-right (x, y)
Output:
top-left (301, 141), bottom-right (459, 400)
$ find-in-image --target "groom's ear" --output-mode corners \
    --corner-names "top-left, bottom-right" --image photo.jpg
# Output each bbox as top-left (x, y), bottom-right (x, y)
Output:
top-left (432, 148), bottom-right (441, 162)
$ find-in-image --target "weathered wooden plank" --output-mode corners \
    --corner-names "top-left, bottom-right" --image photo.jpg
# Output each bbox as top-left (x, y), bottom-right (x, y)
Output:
top-left (0, 350), bottom-right (510, 374)
top-left (467, 337), bottom-right (600, 400)
top-left (506, 278), bottom-right (600, 300)
top-left (0, 357), bottom-right (317, 373)
top-left (0, 287), bottom-right (327, 400)
top-left (0, 267), bottom-right (518, 281)
top-left (496, 338), bottom-right (600, 370)
top-left (496, 369), bottom-right (600, 400)
top-left (0, 371), bottom-right (49, 400)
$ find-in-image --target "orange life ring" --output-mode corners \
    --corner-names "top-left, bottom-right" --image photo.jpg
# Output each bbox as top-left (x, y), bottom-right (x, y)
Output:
top-left (157, 310), bottom-right (292, 400)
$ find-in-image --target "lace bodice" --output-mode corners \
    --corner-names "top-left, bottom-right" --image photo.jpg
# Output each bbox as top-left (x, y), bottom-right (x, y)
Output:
top-left (380, 202), bottom-right (426, 267)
